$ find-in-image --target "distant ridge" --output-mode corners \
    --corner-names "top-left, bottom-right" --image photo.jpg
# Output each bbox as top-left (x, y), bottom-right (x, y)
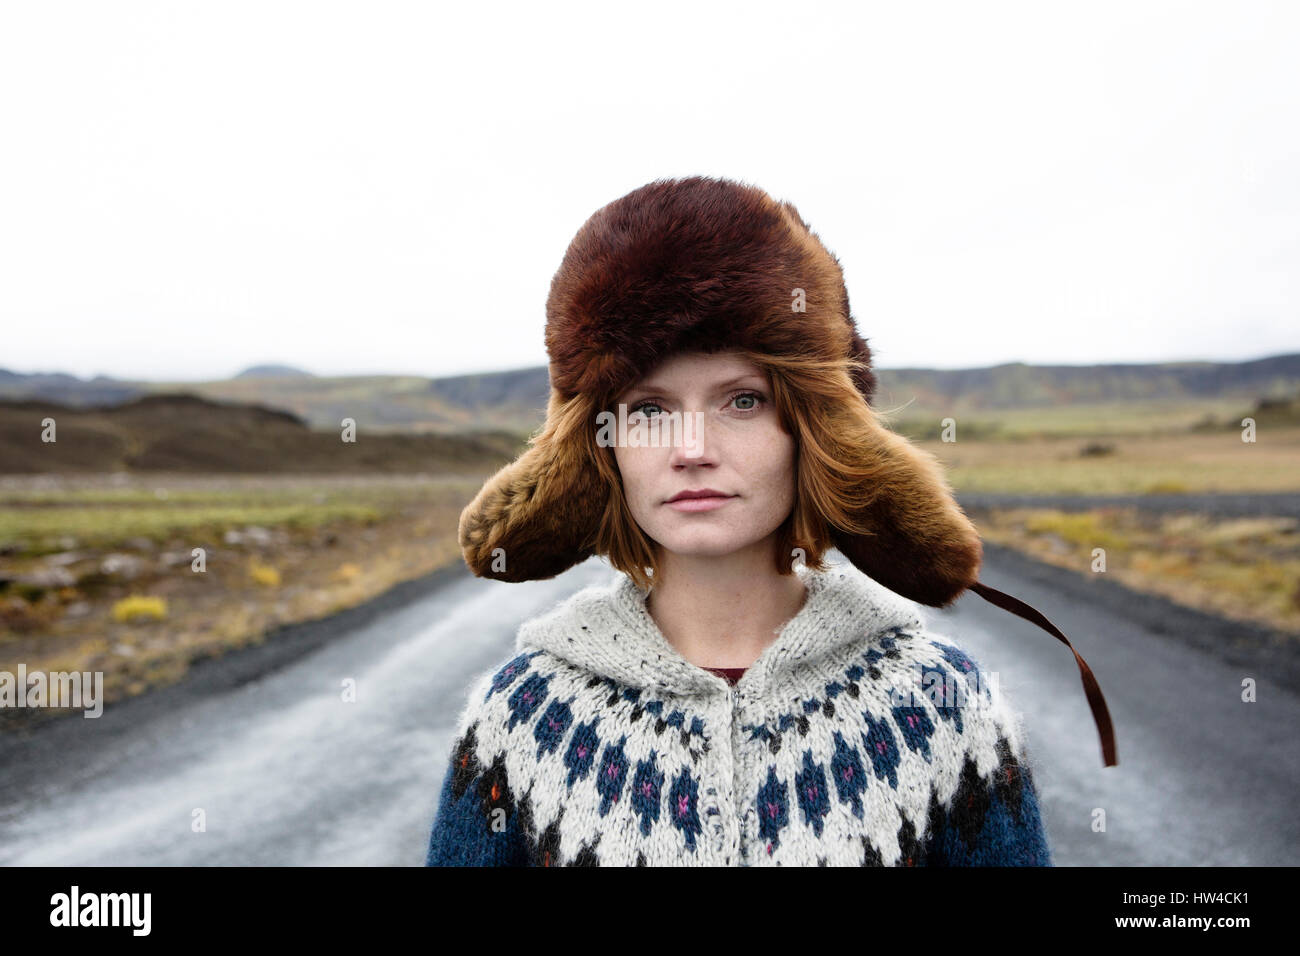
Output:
top-left (0, 367), bottom-right (142, 407)
top-left (233, 364), bottom-right (315, 379)
top-left (879, 353), bottom-right (1300, 408)
top-left (0, 352), bottom-right (1295, 438)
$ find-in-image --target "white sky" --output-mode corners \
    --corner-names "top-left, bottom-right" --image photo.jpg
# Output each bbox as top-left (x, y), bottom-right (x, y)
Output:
top-left (1, 0), bottom-right (1297, 383)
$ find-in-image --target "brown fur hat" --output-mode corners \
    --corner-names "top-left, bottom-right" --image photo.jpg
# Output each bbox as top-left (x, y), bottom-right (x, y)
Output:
top-left (457, 175), bottom-right (1116, 766)
top-left (542, 176), bottom-right (880, 407)
top-left (461, 175), bottom-right (981, 605)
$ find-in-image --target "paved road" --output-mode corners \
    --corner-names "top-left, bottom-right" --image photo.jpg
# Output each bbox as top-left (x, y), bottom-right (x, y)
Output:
top-left (940, 544), bottom-right (1300, 866)
top-left (0, 561), bottom-right (613, 866)
top-left (1, 549), bottom-right (1296, 865)
top-left (958, 490), bottom-right (1300, 518)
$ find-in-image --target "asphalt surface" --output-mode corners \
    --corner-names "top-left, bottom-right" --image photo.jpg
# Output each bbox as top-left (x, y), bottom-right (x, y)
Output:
top-left (1, 542), bottom-right (1296, 866)
top-left (958, 490), bottom-right (1300, 518)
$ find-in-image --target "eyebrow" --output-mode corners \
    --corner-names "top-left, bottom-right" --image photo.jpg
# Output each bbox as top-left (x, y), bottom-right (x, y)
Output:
top-left (622, 374), bottom-right (767, 399)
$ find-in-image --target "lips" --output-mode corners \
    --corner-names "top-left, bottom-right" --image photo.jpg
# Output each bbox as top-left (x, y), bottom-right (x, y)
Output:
top-left (664, 489), bottom-right (736, 513)
top-left (666, 488), bottom-right (733, 503)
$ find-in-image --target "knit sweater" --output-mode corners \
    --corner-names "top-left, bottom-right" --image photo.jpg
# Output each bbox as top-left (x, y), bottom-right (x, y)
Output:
top-left (424, 561), bottom-right (1053, 866)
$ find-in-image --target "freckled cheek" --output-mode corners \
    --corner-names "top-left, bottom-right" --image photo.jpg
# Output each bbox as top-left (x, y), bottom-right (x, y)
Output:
top-left (616, 457), bottom-right (666, 523)
top-left (741, 440), bottom-right (796, 495)
top-left (613, 450), bottom-right (651, 500)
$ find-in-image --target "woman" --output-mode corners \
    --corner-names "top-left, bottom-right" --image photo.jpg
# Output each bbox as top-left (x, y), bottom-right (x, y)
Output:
top-left (425, 176), bottom-right (1114, 866)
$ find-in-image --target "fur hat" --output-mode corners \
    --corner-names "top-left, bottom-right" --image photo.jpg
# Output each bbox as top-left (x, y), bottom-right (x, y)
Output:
top-left (457, 175), bottom-right (1116, 768)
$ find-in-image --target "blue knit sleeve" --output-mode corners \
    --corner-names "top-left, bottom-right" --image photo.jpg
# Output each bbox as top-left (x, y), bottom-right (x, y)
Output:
top-left (923, 741), bottom-right (1053, 867)
top-left (424, 724), bottom-right (532, 867)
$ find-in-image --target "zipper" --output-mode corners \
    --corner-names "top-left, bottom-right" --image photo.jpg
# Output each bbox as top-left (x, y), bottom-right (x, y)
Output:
top-left (730, 682), bottom-right (746, 863)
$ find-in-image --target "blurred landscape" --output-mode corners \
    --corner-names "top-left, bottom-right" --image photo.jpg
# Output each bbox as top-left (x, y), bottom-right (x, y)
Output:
top-left (2, 352), bottom-right (1298, 728)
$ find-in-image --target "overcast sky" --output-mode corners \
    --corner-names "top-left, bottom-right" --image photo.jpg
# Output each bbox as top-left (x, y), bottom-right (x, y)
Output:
top-left (1, 0), bottom-right (1296, 383)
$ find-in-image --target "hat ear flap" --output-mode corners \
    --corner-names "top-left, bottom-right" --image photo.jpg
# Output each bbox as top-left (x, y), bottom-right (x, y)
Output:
top-left (458, 388), bottom-right (606, 582)
top-left (827, 408), bottom-right (983, 608)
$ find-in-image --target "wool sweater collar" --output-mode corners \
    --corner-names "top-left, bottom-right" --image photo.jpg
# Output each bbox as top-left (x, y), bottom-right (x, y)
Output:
top-left (515, 561), bottom-right (927, 700)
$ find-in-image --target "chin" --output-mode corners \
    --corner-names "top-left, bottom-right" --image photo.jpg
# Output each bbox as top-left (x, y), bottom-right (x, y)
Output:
top-left (653, 533), bottom-right (761, 558)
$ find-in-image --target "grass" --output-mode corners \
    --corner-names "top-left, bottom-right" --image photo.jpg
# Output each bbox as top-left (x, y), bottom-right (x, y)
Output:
top-left (111, 595), bottom-right (168, 623)
top-left (0, 473), bottom-right (487, 555)
top-left (0, 472), bottom-right (484, 718)
top-left (919, 427), bottom-right (1300, 495)
top-left (0, 502), bottom-right (385, 554)
top-left (882, 396), bottom-right (1281, 440)
top-left (969, 508), bottom-right (1300, 635)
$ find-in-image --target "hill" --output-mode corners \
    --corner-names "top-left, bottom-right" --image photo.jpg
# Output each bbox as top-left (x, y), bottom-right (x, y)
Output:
top-left (233, 364), bottom-right (316, 379)
top-left (0, 392), bottom-right (523, 474)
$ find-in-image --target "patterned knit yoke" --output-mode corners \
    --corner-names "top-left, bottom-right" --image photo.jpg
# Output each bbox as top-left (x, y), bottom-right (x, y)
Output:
top-left (424, 561), bottom-right (1053, 867)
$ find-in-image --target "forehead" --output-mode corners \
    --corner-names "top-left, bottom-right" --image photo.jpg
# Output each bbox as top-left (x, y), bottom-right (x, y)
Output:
top-left (621, 351), bottom-right (765, 392)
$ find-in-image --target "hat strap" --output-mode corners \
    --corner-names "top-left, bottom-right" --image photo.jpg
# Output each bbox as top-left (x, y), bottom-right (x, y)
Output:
top-left (968, 581), bottom-right (1118, 768)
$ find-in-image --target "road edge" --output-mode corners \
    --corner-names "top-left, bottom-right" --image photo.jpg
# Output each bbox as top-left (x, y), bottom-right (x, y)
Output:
top-left (0, 559), bottom-right (473, 756)
top-left (973, 538), bottom-right (1300, 692)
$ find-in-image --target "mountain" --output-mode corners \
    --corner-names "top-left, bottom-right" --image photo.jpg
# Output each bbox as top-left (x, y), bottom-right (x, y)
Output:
top-left (0, 368), bottom-right (143, 408)
top-left (878, 353), bottom-right (1300, 408)
top-left (233, 364), bottom-right (316, 379)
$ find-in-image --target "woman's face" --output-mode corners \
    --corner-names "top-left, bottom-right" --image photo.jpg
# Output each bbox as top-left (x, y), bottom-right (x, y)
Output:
top-left (610, 350), bottom-right (796, 562)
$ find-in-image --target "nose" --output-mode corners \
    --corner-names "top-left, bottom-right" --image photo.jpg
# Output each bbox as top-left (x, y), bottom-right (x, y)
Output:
top-left (667, 409), bottom-right (713, 467)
